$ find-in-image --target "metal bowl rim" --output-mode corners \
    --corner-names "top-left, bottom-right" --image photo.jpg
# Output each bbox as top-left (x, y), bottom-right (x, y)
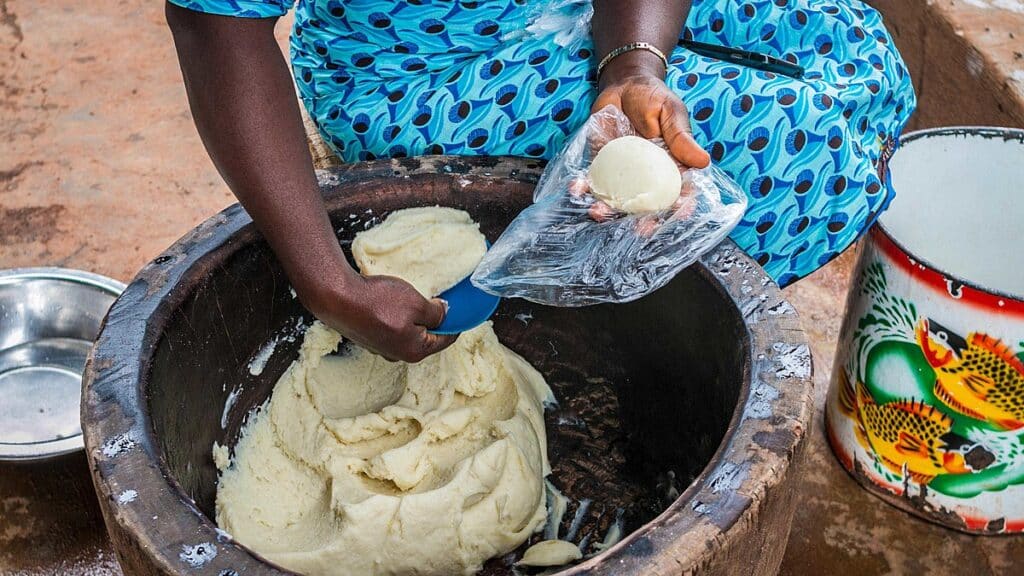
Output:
top-left (0, 266), bottom-right (125, 461)
top-left (0, 267), bottom-right (127, 294)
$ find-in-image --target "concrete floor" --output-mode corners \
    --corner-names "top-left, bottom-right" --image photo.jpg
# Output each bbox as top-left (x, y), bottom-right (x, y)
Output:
top-left (1, 0), bottom-right (1023, 574)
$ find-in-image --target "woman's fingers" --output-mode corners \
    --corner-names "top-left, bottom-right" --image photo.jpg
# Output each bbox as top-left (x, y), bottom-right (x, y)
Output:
top-left (568, 178), bottom-right (590, 198)
top-left (588, 95), bottom-right (622, 153)
top-left (411, 298), bottom-right (456, 362)
top-left (660, 98), bottom-right (711, 168)
top-left (597, 80), bottom-right (710, 168)
top-left (673, 196), bottom-right (697, 220)
top-left (634, 215), bottom-right (660, 237)
top-left (417, 297), bottom-right (449, 329)
top-left (590, 89), bottom-right (617, 115)
top-left (592, 78), bottom-right (711, 174)
top-left (619, 85), bottom-right (662, 139)
top-left (417, 331), bottom-right (458, 361)
top-left (588, 200), bottom-right (616, 222)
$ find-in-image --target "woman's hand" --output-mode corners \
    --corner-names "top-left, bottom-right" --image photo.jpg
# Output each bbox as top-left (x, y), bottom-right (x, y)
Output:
top-left (301, 266), bottom-right (456, 363)
top-left (168, 5), bottom-right (455, 364)
top-left (592, 52), bottom-right (710, 168)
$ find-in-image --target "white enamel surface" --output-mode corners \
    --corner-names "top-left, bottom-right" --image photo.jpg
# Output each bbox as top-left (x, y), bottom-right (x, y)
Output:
top-left (882, 130), bottom-right (1024, 297)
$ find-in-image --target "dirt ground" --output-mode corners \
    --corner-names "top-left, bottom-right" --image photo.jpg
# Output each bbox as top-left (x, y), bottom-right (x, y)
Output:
top-left (1, 0), bottom-right (1023, 574)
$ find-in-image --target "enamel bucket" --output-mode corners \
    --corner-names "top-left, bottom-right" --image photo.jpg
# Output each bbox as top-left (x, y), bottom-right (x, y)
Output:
top-left (825, 127), bottom-right (1024, 534)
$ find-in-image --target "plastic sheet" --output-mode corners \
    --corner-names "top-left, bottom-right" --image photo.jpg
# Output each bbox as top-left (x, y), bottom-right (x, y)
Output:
top-left (472, 106), bottom-right (747, 306)
top-left (521, 0), bottom-right (593, 48)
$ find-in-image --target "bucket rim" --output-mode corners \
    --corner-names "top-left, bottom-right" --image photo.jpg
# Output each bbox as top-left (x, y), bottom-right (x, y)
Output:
top-left (877, 125), bottom-right (1024, 304)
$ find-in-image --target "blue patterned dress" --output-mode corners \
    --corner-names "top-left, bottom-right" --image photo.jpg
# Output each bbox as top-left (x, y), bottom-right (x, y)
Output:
top-left (169, 0), bottom-right (915, 286)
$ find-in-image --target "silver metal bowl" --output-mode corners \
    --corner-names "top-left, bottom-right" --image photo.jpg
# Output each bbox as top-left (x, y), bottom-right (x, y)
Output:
top-left (0, 268), bottom-right (124, 461)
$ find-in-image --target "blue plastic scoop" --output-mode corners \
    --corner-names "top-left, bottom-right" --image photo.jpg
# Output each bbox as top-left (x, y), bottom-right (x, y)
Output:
top-left (429, 275), bottom-right (500, 335)
top-left (429, 241), bottom-right (500, 335)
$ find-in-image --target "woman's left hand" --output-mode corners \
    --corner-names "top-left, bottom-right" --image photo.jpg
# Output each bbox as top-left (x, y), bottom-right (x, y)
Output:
top-left (593, 65), bottom-right (710, 169)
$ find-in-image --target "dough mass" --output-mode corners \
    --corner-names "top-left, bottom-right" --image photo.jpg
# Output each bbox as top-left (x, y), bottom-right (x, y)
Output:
top-left (216, 208), bottom-right (553, 576)
top-left (588, 135), bottom-right (682, 213)
top-left (352, 206), bottom-right (488, 299)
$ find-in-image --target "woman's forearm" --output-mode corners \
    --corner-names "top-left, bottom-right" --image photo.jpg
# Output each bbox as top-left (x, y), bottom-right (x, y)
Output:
top-left (592, 0), bottom-right (691, 88)
top-left (165, 3), bottom-right (355, 308)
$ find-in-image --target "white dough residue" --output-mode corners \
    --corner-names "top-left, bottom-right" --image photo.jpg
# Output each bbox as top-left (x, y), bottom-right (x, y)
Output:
top-left (247, 339), bottom-right (277, 376)
top-left (518, 539), bottom-right (582, 567)
top-left (212, 442), bottom-right (230, 471)
top-left (220, 387), bottom-right (242, 430)
top-left (117, 490), bottom-right (138, 504)
top-left (247, 316), bottom-right (306, 377)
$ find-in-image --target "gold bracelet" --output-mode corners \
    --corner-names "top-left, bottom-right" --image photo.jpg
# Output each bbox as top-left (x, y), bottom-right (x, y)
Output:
top-left (596, 42), bottom-right (669, 80)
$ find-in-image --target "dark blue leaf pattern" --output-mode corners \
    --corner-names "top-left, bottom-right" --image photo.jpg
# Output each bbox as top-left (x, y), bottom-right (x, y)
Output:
top-left (167, 0), bottom-right (915, 286)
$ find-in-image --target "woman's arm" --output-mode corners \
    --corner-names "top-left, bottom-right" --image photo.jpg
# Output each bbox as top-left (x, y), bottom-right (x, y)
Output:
top-left (165, 3), bottom-right (455, 362)
top-left (591, 0), bottom-right (710, 168)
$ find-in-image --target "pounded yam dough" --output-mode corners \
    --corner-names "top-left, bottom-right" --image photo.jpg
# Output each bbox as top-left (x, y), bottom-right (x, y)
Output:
top-left (518, 540), bottom-right (583, 567)
top-left (352, 206), bottom-right (488, 297)
top-left (588, 135), bottom-right (683, 213)
top-left (215, 207), bottom-right (553, 576)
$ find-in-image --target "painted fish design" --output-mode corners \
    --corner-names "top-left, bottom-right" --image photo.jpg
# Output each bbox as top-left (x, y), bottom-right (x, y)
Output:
top-left (836, 370), bottom-right (972, 485)
top-left (916, 318), bottom-right (1024, 431)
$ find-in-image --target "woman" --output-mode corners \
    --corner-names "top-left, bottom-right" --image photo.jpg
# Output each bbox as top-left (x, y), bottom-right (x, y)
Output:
top-left (166, 0), bottom-right (914, 361)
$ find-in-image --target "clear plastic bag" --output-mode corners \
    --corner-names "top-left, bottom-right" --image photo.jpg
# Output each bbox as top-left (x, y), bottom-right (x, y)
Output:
top-left (471, 105), bottom-right (748, 306)
top-left (522, 0), bottom-right (593, 48)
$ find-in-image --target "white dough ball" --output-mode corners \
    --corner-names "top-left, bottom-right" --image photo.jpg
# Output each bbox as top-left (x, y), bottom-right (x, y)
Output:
top-left (587, 135), bottom-right (683, 213)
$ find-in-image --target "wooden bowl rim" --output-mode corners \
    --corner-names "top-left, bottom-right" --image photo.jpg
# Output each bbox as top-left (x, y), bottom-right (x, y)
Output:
top-left (82, 155), bottom-right (813, 575)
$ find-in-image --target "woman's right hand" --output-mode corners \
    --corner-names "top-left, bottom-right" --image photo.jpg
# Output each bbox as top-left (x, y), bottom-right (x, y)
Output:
top-left (166, 6), bottom-right (456, 364)
top-left (303, 272), bottom-right (457, 363)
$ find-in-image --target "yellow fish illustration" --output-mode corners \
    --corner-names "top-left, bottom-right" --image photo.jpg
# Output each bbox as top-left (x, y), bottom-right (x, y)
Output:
top-left (836, 370), bottom-right (972, 485)
top-left (916, 318), bottom-right (1024, 431)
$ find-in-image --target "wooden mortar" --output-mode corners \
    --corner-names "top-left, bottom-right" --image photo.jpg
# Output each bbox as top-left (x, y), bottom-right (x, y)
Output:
top-left (82, 156), bottom-right (813, 576)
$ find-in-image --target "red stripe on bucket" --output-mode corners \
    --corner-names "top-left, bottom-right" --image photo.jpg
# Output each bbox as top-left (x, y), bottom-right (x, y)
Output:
top-left (871, 227), bottom-right (1024, 318)
top-left (962, 515), bottom-right (991, 531)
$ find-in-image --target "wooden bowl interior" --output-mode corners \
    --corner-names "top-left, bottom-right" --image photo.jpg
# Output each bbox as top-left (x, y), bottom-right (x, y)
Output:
top-left (146, 175), bottom-right (748, 572)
